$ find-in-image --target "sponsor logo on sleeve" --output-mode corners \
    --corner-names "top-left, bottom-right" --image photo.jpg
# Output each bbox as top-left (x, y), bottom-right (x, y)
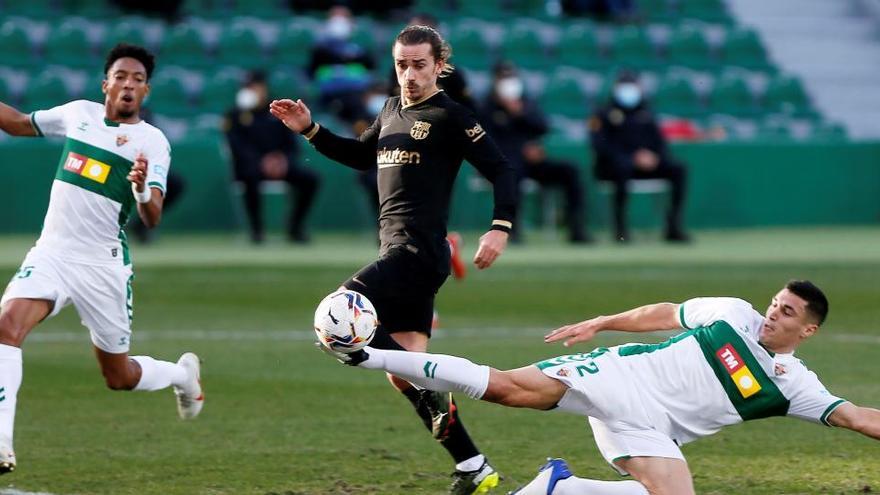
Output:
top-left (716, 344), bottom-right (762, 398)
top-left (465, 123), bottom-right (486, 142)
top-left (64, 151), bottom-right (111, 184)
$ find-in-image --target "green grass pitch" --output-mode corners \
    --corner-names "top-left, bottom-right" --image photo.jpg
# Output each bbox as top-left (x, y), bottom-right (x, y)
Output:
top-left (0, 228), bottom-right (878, 494)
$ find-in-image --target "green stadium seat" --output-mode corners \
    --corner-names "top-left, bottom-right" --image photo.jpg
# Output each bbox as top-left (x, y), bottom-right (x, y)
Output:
top-left (199, 69), bottom-right (244, 115)
top-left (60, 0), bottom-right (118, 18)
top-left (557, 24), bottom-right (604, 70)
top-left (228, 0), bottom-right (287, 17)
top-left (160, 24), bottom-right (210, 69)
top-left (763, 75), bottom-right (812, 116)
top-left (722, 29), bottom-right (769, 70)
top-left (665, 27), bottom-right (713, 69)
top-left (610, 26), bottom-right (657, 69)
top-left (44, 20), bottom-right (96, 69)
top-left (216, 25), bottom-right (266, 70)
top-left (500, 27), bottom-right (548, 70)
top-left (274, 24), bottom-right (316, 70)
top-left (21, 72), bottom-right (71, 111)
top-left (811, 121), bottom-right (847, 141)
top-left (709, 76), bottom-right (756, 116)
top-left (0, 22), bottom-right (36, 69)
top-left (102, 19), bottom-right (152, 53)
top-left (447, 22), bottom-right (493, 70)
top-left (145, 73), bottom-right (193, 118)
top-left (677, 0), bottom-right (730, 24)
top-left (268, 67), bottom-right (312, 101)
top-left (2, 0), bottom-right (55, 17)
top-left (540, 70), bottom-right (590, 118)
top-left (653, 77), bottom-right (702, 117)
top-left (638, 0), bottom-right (674, 22)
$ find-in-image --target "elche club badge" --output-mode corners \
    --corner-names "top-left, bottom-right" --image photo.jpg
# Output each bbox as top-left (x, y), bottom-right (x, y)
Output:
top-left (116, 134), bottom-right (129, 147)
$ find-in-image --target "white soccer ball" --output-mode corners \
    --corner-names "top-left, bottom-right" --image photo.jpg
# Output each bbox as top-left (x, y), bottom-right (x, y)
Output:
top-left (314, 289), bottom-right (378, 353)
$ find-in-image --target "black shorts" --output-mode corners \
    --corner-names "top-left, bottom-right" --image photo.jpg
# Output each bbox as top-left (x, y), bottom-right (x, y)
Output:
top-left (343, 245), bottom-right (448, 335)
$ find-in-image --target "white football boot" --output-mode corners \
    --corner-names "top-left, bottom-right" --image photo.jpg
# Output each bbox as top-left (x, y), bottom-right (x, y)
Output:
top-left (0, 435), bottom-right (15, 475)
top-left (173, 352), bottom-right (204, 420)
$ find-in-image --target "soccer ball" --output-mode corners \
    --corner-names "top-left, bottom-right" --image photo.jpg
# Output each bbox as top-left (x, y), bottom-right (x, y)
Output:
top-left (314, 289), bottom-right (378, 353)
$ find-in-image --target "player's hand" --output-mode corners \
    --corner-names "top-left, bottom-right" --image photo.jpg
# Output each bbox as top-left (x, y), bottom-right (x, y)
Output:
top-left (473, 229), bottom-right (508, 270)
top-left (127, 152), bottom-right (148, 191)
top-left (544, 316), bottom-right (606, 347)
top-left (269, 98), bottom-right (312, 133)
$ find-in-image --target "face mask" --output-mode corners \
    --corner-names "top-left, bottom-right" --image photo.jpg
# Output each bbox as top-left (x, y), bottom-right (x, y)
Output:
top-left (325, 16), bottom-right (352, 40)
top-left (496, 77), bottom-right (524, 101)
top-left (236, 87), bottom-right (259, 110)
top-left (367, 94), bottom-right (385, 116)
top-left (614, 83), bottom-right (642, 109)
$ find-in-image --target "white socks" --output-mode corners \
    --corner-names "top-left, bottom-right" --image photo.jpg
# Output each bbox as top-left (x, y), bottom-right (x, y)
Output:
top-left (0, 344), bottom-right (22, 444)
top-left (554, 477), bottom-right (649, 495)
top-left (359, 347), bottom-right (491, 400)
top-left (131, 356), bottom-right (188, 392)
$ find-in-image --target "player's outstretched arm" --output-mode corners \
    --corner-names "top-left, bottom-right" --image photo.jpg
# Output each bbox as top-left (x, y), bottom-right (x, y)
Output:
top-left (545, 302), bottom-right (681, 347)
top-left (0, 101), bottom-right (38, 137)
top-left (828, 402), bottom-right (880, 440)
top-left (127, 152), bottom-right (163, 228)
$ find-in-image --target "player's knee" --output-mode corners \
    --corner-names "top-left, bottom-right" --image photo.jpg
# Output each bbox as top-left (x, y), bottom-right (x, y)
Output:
top-left (0, 314), bottom-right (27, 346)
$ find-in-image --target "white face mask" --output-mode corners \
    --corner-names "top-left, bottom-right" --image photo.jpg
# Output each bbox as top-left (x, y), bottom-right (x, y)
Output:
top-left (366, 94), bottom-right (385, 116)
top-left (236, 87), bottom-right (259, 110)
top-left (614, 83), bottom-right (642, 109)
top-left (496, 77), bottom-right (524, 101)
top-left (325, 16), bottom-right (353, 40)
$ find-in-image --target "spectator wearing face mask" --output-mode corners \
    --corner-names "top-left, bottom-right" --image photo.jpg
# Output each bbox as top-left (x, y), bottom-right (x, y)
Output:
top-left (223, 70), bottom-right (321, 244)
top-left (307, 5), bottom-right (376, 124)
top-left (589, 70), bottom-right (690, 243)
top-left (481, 62), bottom-right (591, 244)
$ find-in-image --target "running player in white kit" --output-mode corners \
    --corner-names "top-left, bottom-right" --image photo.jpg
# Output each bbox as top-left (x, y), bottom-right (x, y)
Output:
top-left (0, 44), bottom-right (204, 475)
top-left (325, 280), bottom-right (880, 494)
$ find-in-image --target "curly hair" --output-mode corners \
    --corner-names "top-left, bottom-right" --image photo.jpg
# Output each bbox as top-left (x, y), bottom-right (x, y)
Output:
top-left (104, 43), bottom-right (156, 80)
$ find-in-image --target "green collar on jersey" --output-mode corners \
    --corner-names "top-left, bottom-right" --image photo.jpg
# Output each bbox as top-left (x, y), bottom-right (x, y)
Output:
top-left (103, 117), bottom-right (121, 127)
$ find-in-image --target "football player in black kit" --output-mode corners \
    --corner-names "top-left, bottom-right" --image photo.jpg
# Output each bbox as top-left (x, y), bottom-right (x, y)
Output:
top-left (270, 25), bottom-right (517, 495)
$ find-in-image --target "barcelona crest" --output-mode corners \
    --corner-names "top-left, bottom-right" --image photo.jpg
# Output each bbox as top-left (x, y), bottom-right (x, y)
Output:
top-left (410, 120), bottom-right (431, 140)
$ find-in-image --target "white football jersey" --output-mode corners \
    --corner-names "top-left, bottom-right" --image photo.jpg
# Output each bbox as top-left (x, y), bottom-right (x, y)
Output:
top-left (537, 298), bottom-right (846, 445)
top-left (30, 100), bottom-right (171, 265)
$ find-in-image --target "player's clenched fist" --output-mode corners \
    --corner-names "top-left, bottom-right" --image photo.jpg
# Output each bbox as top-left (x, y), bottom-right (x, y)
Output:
top-left (127, 152), bottom-right (148, 190)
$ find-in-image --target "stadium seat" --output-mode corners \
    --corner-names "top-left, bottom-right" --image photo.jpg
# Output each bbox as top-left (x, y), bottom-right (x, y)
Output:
top-left (0, 75), bottom-right (14, 105)
top-left (676, 0), bottom-right (731, 24)
top-left (665, 26), bottom-right (713, 69)
top-left (447, 21), bottom-right (494, 70)
top-left (216, 25), bottom-right (266, 70)
top-left (1, 0), bottom-right (55, 17)
top-left (160, 24), bottom-right (211, 69)
top-left (43, 19), bottom-right (96, 70)
top-left (198, 68), bottom-right (245, 115)
top-left (101, 18), bottom-right (153, 53)
top-left (0, 21), bottom-right (36, 69)
top-left (61, 0), bottom-right (118, 18)
top-left (722, 29), bottom-right (769, 70)
top-left (557, 23), bottom-right (604, 70)
top-left (268, 67), bottom-right (312, 101)
top-left (540, 70), bottom-right (590, 118)
top-left (609, 26), bottom-right (658, 68)
top-left (708, 76), bottom-right (756, 116)
top-left (20, 72), bottom-right (71, 111)
top-left (145, 72), bottom-right (193, 118)
top-left (763, 75), bottom-right (812, 116)
top-left (274, 23), bottom-right (317, 70)
top-left (653, 77), bottom-right (703, 117)
top-left (500, 26), bottom-right (549, 71)
top-left (228, 0), bottom-right (287, 17)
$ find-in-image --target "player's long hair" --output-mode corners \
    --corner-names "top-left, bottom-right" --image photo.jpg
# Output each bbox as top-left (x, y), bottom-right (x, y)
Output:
top-left (395, 25), bottom-right (455, 77)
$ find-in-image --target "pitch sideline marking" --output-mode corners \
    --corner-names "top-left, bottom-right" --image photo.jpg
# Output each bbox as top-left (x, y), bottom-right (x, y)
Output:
top-left (0, 489), bottom-right (60, 495)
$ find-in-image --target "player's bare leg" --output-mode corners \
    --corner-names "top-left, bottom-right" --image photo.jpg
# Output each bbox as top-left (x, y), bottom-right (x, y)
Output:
top-left (95, 347), bottom-right (204, 419)
top-left (0, 298), bottom-right (53, 475)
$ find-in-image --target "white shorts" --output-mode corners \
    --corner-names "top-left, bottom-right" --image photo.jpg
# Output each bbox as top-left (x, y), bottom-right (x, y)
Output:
top-left (536, 349), bottom-right (685, 475)
top-left (1, 246), bottom-right (134, 353)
